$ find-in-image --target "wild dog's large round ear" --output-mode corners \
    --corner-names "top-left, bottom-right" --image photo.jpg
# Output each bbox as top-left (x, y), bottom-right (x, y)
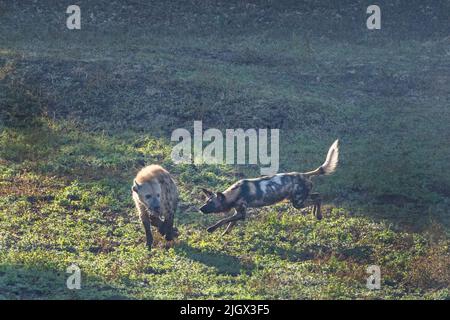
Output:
top-left (132, 180), bottom-right (140, 193)
top-left (201, 188), bottom-right (214, 198)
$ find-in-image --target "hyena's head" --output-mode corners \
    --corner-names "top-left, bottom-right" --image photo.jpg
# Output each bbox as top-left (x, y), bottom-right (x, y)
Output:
top-left (199, 188), bottom-right (227, 214)
top-left (132, 179), bottom-right (161, 213)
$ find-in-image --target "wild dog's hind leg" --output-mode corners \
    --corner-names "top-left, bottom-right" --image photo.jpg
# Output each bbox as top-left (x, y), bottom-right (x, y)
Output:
top-left (291, 181), bottom-right (310, 211)
top-left (309, 193), bottom-right (322, 220)
top-left (207, 205), bottom-right (246, 234)
top-left (291, 189), bottom-right (308, 210)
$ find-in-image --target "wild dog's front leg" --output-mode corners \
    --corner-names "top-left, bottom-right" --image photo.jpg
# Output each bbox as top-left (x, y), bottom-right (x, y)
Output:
top-left (222, 221), bottom-right (237, 236)
top-left (207, 205), bottom-right (246, 234)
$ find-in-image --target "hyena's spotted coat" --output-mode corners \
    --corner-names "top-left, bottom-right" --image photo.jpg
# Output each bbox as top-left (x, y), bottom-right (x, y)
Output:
top-left (200, 140), bottom-right (339, 235)
top-left (132, 165), bottom-right (178, 249)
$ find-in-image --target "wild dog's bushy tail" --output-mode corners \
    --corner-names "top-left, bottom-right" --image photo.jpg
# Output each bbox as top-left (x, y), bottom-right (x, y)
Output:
top-left (304, 139), bottom-right (339, 177)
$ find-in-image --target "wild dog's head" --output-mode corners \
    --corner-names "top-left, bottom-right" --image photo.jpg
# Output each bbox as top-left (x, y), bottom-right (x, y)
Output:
top-left (199, 188), bottom-right (227, 214)
top-left (132, 179), bottom-right (161, 213)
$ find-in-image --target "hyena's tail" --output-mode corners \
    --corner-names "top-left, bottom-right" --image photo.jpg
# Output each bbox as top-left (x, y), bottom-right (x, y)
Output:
top-left (304, 139), bottom-right (339, 177)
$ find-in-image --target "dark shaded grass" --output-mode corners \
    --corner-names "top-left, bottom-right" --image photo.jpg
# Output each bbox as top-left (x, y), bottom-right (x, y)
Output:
top-left (0, 264), bottom-right (132, 299)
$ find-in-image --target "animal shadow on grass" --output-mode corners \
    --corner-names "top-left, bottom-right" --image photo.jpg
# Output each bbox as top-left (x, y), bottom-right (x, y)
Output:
top-left (174, 243), bottom-right (254, 276)
top-left (266, 243), bottom-right (374, 264)
top-left (0, 264), bottom-right (131, 300)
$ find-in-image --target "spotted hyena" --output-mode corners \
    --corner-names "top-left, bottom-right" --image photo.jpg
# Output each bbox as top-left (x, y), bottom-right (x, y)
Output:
top-left (200, 140), bottom-right (339, 235)
top-left (132, 165), bottom-right (178, 249)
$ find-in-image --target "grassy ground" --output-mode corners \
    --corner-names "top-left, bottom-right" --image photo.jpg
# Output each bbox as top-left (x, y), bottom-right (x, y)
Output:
top-left (0, 1), bottom-right (449, 299)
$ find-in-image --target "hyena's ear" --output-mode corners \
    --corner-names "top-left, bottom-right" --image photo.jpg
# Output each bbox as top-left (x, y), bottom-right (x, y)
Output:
top-left (216, 192), bottom-right (226, 202)
top-left (201, 188), bottom-right (214, 198)
top-left (132, 180), bottom-right (140, 193)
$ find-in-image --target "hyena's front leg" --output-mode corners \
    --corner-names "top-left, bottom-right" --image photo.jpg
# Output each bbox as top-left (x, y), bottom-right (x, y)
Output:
top-left (148, 214), bottom-right (164, 231)
top-left (161, 211), bottom-right (176, 241)
top-left (147, 213), bottom-right (177, 240)
top-left (160, 194), bottom-right (179, 241)
top-left (207, 205), bottom-right (246, 234)
top-left (140, 211), bottom-right (153, 249)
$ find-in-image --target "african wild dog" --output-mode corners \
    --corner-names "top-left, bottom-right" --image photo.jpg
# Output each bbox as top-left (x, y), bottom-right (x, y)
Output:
top-left (132, 165), bottom-right (178, 249)
top-left (199, 140), bottom-right (339, 235)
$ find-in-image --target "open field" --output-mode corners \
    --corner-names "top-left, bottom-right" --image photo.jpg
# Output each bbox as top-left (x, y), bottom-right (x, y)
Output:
top-left (0, 1), bottom-right (449, 299)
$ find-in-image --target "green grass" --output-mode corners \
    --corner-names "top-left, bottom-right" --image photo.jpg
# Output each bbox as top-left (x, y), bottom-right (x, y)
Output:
top-left (0, 1), bottom-right (449, 299)
top-left (0, 119), bottom-right (448, 299)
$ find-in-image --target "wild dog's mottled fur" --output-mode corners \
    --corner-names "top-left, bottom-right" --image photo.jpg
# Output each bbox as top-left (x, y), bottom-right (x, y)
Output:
top-left (132, 165), bottom-right (178, 249)
top-left (200, 140), bottom-right (339, 235)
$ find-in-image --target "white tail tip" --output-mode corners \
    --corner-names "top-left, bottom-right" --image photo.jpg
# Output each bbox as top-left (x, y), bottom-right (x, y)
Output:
top-left (322, 139), bottom-right (339, 175)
